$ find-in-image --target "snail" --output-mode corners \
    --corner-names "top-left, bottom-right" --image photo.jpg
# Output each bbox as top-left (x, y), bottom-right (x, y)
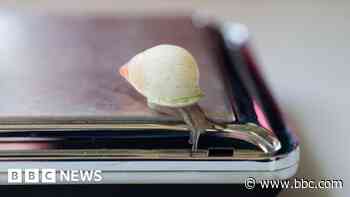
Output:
top-left (119, 44), bottom-right (207, 152)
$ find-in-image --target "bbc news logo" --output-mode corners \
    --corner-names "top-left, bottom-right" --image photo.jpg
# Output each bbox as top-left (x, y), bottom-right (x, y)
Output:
top-left (8, 169), bottom-right (103, 184)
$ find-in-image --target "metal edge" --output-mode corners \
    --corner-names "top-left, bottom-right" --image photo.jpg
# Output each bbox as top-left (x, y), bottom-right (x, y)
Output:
top-left (0, 146), bottom-right (299, 184)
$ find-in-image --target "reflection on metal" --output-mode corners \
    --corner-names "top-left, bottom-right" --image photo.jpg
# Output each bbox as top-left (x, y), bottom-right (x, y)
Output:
top-left (0, 148), bottom-right (278, 161)
top-left (0, 121), bottom-right (281, 155)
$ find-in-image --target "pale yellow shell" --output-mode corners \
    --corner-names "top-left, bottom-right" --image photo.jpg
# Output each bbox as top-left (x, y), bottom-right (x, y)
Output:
top-left (123, 44), bottom-right (203, 107)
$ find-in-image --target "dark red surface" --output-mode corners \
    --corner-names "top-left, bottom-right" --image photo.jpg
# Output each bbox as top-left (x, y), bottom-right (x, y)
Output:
top-left (0, 14), bottom-right (234, 123)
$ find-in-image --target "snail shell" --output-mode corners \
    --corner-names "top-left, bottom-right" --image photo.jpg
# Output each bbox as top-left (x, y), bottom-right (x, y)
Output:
top-left (119, 44), bottom-right (203, 107)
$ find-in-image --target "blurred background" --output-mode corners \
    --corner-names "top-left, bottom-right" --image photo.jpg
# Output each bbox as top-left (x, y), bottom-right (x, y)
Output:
top-left (0, 1), bottom-right (348, 196)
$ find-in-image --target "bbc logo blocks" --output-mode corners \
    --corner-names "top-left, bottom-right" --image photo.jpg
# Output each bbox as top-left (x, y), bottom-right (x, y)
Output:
top-left (8, 169), bottom-right (56, 184)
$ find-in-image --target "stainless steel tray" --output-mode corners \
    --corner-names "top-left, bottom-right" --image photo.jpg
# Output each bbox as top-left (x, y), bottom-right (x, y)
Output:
top-left (0, 13), bottom-right (299, 184)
